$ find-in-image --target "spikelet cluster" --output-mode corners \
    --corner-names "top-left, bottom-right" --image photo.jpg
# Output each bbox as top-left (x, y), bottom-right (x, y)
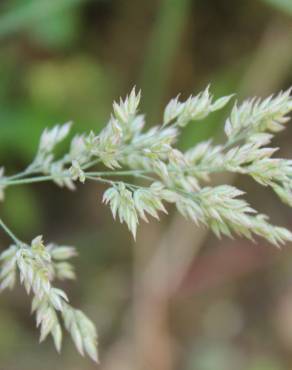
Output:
top-left (1, 86), bottom-right (292, 362)
top-left (95, 87), bottom-right (292, 245)
top-left (2, 87), bottom-right (292, 244)
top-left (0, 237), bottom-right (98, 362)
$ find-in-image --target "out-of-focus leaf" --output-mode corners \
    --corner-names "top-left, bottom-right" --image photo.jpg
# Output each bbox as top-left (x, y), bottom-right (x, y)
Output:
top-left (2, 186), bottom-right (41, 237)
top-left (29, 7), bottom-right (80, 49)
top-left (0, 106), bottom-right (46, 159)
top-left (0, 0), bottom-right (84, 38)
top-left (26, 57), bottom-right (113, 126)
top-left (260, 0), bottom-right (292, 15)
top-left (0, 57), bottom-right (113, 159)
top-left (140, 0), bottom-right (192, 122)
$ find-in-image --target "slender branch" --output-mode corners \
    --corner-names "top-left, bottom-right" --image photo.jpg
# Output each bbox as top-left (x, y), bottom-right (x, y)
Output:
top-left (2, 175), bottom-right (58, 186)
top-left (86, 170), bottom-right (156, 182)
top-left (7, 167), bottom-right (39, 181)
top-left (1, 169), bottom-right (157, 188)
top-left (85, 175), bottom-right (143, 191)
top-left (85, 175), bottom-right (115, 187)
top-left (0, 217), bottom-right (24, 246)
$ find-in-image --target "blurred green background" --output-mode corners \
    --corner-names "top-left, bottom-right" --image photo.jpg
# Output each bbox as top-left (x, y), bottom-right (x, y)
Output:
top-left (1, 0), bottom-right (292, 369)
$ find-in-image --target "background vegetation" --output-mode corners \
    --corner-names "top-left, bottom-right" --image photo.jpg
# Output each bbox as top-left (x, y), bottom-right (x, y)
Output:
top-left (1, 0), bottom-right (292, 369)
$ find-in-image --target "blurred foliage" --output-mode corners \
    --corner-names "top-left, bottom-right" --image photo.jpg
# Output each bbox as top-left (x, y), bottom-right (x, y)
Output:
top-left (140, 0), bottom-right (191, 122)
top-left (261, 0), bottom-right (292, 15)
top-left (0, 0), bottom-right (83, 41)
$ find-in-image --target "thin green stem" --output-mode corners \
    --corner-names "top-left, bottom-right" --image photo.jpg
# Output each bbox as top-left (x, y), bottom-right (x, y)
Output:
top-left (86, 170), bottom-right (156, 182)
top-left (85, 175), bottom-right (143, 191)
top-left (81, 158), bottom-right (101, 171)
top-left (1, 169), bottom-right (157, 188)
top-left (85, 169), bottom-right (147, 177)
top-left (8, 170), bottom-right (31, 181)
top-left (5, 163), bottom-right (42, 182)
top-left (0, 217), bottom-right (24, 246)
top-left (85, 175), bottom-right (115, 187)
top-left (2, 175), bottom-right (59, 186)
